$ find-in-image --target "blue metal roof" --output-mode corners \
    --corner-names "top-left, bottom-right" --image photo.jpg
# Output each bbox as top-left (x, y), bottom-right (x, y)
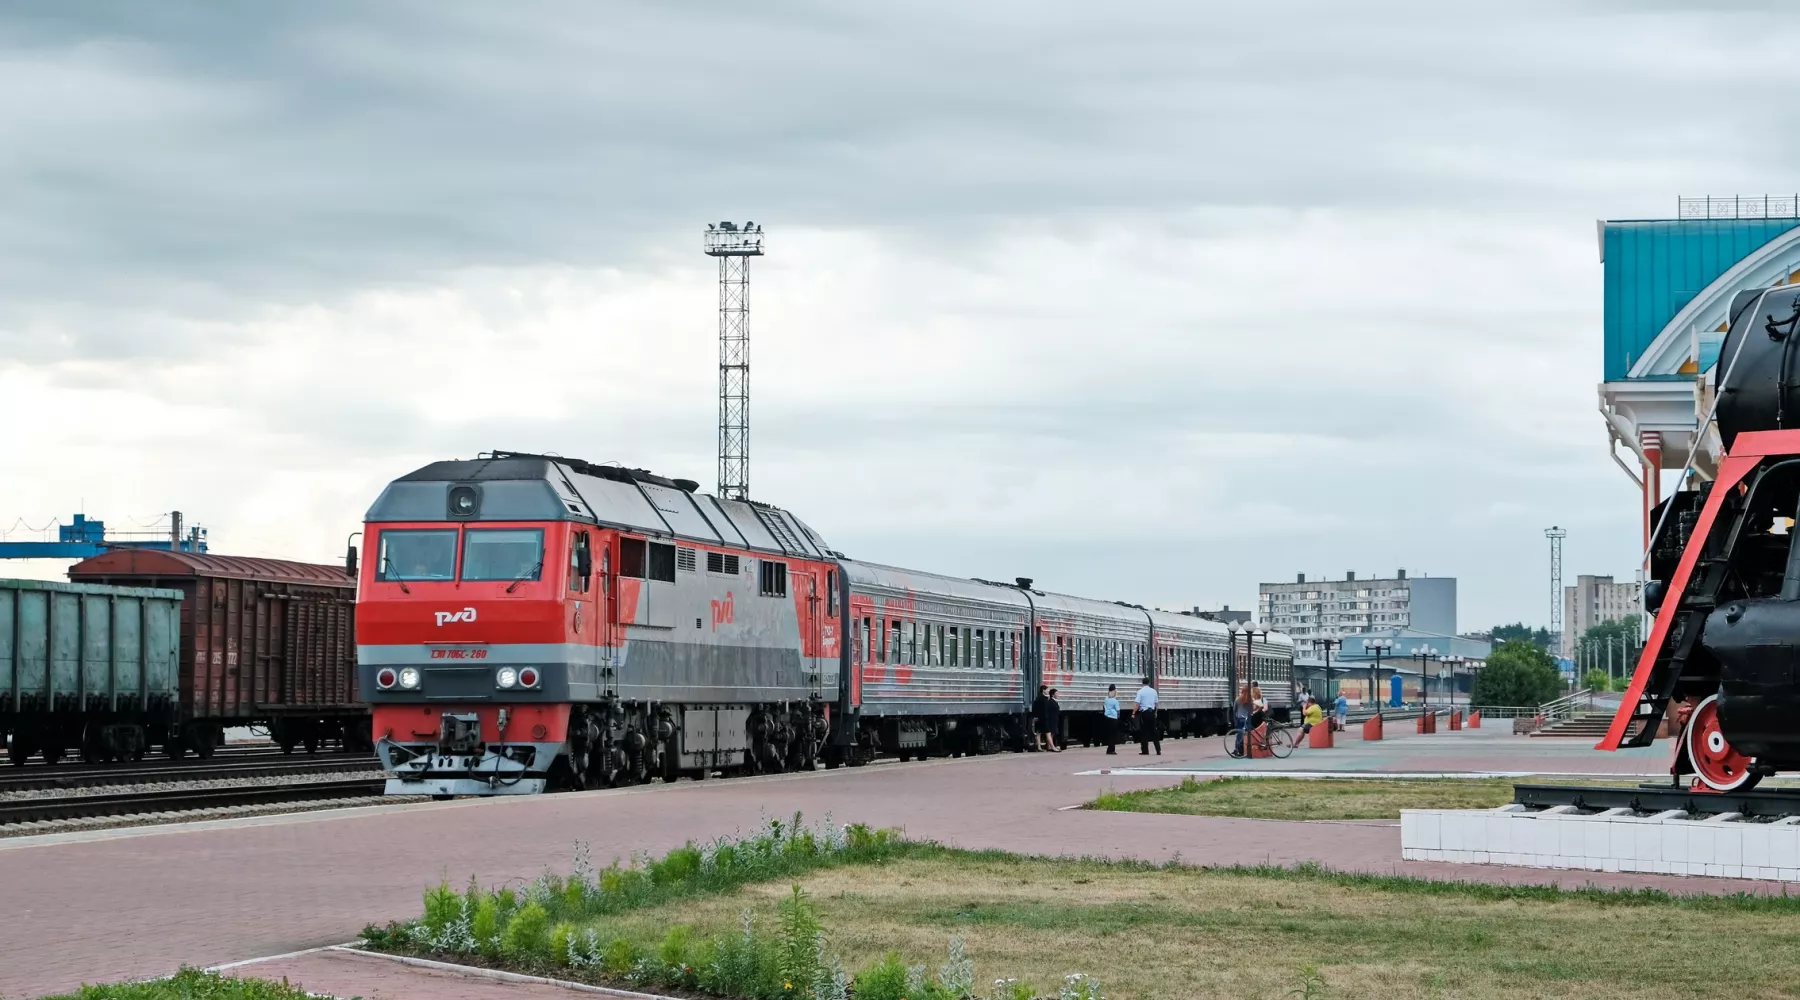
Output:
top-left (1602, 218), bottom-right (1800, 380)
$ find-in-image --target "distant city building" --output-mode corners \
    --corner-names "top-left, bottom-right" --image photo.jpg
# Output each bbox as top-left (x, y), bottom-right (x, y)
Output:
top-left (1190, 605), bottom-right (1252, 625)
top-left (1561, 575), bottom-right (1641, 657)
top-left (1259, 569), bottom-right (1456, 658)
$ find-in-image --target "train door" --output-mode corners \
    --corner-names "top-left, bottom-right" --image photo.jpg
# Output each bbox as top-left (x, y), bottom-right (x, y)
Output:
top-left (805, 572), bottom-right (823, 702)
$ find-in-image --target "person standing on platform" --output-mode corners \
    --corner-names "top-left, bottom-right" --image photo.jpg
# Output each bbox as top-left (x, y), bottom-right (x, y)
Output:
top-left (1334, 691), bottom-right (1349, 731)
top-left (1032, 685), bottom-right (1051, 752)
top-left (1234, 682), bottom-right (1254, 757)
top-left (1103, 684), bottom-right (1121, 754)
top-left (1133, 678), bottom-right (1161, 756)
top-left (1045, 688), bottom-right (1063, 752)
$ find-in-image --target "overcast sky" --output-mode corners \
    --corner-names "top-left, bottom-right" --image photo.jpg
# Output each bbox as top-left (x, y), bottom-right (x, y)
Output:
top-left (2, 1), bottom-right (1794, 630)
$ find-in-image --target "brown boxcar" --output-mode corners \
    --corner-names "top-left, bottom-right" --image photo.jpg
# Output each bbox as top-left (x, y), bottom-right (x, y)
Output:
top-left (66, 550), bottom-right (367, 757)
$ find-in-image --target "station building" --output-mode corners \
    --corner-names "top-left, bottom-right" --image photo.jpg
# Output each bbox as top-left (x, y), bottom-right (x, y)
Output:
top-left (1599, 196), bottom-right (1800, 548)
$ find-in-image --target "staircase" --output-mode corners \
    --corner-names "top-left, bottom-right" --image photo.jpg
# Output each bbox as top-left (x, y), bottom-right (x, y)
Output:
top-left (1528, 712), bottom-right (1615, 738)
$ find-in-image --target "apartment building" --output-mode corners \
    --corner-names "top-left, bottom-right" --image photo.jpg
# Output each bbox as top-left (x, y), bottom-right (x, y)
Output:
top-left (1561, 574), bottom-right (1641, 657)
top-left (1259, 569), bottom-right (1456, 658)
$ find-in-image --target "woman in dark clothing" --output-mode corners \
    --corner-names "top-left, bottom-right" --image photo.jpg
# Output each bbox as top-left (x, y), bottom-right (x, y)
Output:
top-left (1045, 688), bottom-right (1063, 752)
top-left (1032, 685), bottom-right (1051, 751)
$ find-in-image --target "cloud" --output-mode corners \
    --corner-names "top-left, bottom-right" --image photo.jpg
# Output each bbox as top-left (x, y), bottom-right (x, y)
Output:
top-left (0, 1), bottom-right (1772, 625)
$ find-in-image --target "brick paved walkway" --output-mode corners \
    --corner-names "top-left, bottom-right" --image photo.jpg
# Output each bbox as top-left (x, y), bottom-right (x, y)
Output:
top-left (2, 728), bottom-right (1775, 998)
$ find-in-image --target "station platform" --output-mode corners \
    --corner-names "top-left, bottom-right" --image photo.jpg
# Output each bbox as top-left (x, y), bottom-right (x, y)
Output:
top-left (3, 722), bottom-right (1775, 999)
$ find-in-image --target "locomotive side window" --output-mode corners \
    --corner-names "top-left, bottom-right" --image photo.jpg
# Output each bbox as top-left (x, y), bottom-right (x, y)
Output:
top-left (377, 529), bottom-right (457, 581)
top-left (461, 528), bottom-right (544, 582)
top-left (647, 542), bottom-right (676, 583)
top-left (828, 571), bottom-right (838, 614)
top-left (860, 617), bottom-right (871, 662)
top-left (569, 531), bottom-right (591, 593)
top-left (619, 537), bottom-right (647, 578)
top-left (759, 560), bottom-right (788, 597)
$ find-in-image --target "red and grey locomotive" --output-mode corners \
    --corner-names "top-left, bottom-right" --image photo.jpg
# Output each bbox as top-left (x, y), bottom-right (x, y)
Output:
top-left (358, 451), bottom-right (1292, 795)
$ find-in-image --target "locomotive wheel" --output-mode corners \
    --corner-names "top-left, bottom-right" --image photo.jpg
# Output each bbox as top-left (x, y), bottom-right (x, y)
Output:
top-left (1686, 693), bottom-right (1761, 792)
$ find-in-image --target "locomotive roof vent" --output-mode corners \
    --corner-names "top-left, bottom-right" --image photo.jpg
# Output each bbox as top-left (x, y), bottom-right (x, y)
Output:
top-left (1015, 577), bottom-right (1033, 589)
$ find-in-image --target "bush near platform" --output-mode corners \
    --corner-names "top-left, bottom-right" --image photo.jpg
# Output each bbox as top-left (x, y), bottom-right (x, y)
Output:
top-left (36, 968), bottom-right (324, 1000)
top-left (360, 813), bottom-right (1106, 1000)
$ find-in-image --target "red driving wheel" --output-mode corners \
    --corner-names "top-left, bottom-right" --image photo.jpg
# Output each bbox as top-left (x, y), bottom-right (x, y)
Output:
top-left (1685, 693), bottom-right (1760, 792)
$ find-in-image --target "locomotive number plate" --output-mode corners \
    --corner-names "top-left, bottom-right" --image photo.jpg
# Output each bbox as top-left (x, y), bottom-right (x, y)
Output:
top-left (429, 647), bottom-right (489, 660)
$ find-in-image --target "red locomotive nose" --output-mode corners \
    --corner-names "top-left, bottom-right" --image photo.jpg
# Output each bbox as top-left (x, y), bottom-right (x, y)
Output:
top-left (376, 667), bottom-right (398, 689)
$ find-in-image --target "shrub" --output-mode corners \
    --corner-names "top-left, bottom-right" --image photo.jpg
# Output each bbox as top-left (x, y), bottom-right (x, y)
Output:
top-left (500, 900), bottom-right (549, 959)
top-left (651, 844), bottom-right (703, 886)
top-left (604, 936), bottom-right (639, 976)
top-left (471, 895), bottom-right (501, 955)
top-left (659, 924), bottom-right (694, 969)
top-left (854, 952), bottom-right (911, 1000)
top-left (548, 922), bottom-right (578, 966)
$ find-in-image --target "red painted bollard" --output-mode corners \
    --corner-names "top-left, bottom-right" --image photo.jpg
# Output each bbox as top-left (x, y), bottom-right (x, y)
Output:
top-left (1308, 721), bottom-right (1334, 748)
top-left (1362, 714), bottom-right (1383, 742)
top-left (1467, 710), bottom-right (1481, 729)
top-left (1449, 710), bottom-right (1462, 731)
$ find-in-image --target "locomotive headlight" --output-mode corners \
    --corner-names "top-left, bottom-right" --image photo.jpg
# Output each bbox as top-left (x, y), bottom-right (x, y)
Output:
top-left (518, 667), bottom-right (540, 689)
top-left (375, 668), bottom-right (398, 690)
top-left (496, 667), bottom-right (518, 689)
top-left (398, 667), bottom-right (421, 690)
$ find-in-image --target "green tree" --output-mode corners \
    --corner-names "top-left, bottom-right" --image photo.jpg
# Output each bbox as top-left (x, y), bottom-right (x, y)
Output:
top-left (1471, 640), bottom-right (1563, 708)
top-left (1581, 668), bottom-right (1611, 692)
top-left (1489, 622), bottom-right (1553, 650)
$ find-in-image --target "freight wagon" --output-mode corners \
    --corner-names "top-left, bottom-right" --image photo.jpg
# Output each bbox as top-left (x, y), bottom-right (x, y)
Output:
top-left (1, 578), bottom-right (184, 764)
top-left (63, 550), bottom-right (368, 759)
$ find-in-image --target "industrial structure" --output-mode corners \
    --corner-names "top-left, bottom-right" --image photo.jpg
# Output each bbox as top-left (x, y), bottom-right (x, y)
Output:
top-left (1546, 525), bottom-right (1566, 648)
top-left (0, 512), bottom-right (207, 560)
top-left (704, 221), bottom-right (763, 502)
top-left (1257, 569), bottom-right (1455, 659)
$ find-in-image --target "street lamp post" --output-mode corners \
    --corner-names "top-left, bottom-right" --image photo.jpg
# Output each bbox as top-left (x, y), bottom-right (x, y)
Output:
top-left (1317, 638), bottom-right (1343, 703)
top-left (1365, 638), bottom-right (1394, 719)
top-left (1411, 645), bottom-right (1439, 707)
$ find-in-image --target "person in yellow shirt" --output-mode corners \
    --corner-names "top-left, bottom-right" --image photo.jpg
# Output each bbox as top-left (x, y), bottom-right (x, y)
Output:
top-left (1300, 695), bottom-right (1324, 744)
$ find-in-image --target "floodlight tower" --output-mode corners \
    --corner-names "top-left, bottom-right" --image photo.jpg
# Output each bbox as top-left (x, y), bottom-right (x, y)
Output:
top-left (1546, 526), bottom-right (1566, 648)
top-left (704, 221), bottom-right (764, 501)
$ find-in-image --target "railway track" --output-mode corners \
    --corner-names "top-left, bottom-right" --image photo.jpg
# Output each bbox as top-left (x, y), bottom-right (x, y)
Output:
top-left (0, 754), bottom-right (381, 793)
top-left (0, 776), bottom-right (390, 826)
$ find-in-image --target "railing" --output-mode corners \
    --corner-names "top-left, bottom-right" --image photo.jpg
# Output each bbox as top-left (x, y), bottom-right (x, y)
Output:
top-left (1466, 689), bottom-right (1594, 721)
top-left (1678, 195), bottom-right (1800, 220)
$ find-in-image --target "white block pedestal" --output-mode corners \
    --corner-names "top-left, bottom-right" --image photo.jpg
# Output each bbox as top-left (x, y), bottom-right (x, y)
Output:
top-left (1400, 805), bottom-right (1800, 881)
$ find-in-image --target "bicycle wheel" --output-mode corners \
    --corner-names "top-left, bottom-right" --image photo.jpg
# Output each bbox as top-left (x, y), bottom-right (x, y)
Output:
top-left (1221, 729), bottom-right (1244, 759)
top-left (1267, 726), bottom-right (1296, 759)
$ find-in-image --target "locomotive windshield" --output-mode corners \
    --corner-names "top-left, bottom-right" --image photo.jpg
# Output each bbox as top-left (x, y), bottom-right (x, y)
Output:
top-left (377, 529), bottom-right (457, 581)
top-left (461, 528), bottom-right (544, 582)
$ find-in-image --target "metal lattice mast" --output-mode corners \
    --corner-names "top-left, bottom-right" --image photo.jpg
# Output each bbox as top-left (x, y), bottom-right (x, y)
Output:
top-left (1546, 526), bottom-right (1566, 642)
top-left (705, 222), bottom-right (763, 501)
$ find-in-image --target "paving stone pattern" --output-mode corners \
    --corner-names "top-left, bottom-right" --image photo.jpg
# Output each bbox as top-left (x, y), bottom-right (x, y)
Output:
top-left (1, 728), bottom-right (1778, 999)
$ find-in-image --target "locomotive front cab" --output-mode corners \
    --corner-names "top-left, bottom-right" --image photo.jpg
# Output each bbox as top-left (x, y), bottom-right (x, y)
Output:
top-left (358, 465), bottom-right (599, 796)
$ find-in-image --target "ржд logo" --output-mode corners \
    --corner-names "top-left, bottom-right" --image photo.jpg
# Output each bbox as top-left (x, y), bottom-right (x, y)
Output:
top-left (435, 607), bottom-right (478, 627)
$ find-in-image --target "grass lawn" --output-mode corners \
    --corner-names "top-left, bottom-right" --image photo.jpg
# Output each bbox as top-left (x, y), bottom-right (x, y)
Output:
top-left (1087, 775), bottom-right (1646, 820)
top-left (527, 851), bottom-right (1800, 1000)
top-left (36, 969), bottom-right (317, 1000)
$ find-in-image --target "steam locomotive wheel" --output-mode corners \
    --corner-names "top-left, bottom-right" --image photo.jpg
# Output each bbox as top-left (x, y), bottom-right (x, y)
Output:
top-left (1686, 694), bottom-right (1761, 792)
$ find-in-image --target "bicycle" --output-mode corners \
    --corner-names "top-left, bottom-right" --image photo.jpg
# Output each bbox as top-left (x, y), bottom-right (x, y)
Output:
top-left (1221, 720), bottom-right (1296, 759)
